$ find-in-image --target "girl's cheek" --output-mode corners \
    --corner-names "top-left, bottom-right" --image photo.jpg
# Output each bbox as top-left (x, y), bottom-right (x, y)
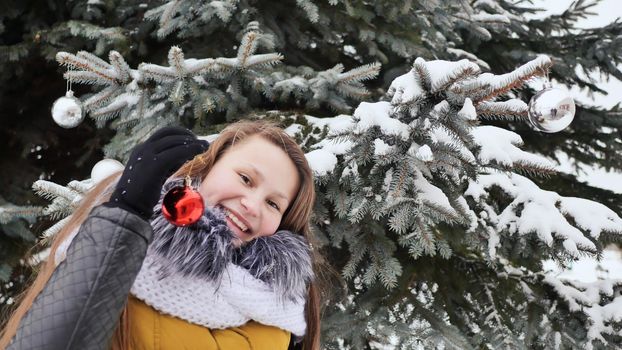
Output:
top-left (270, 217), bottom-right (281, 235)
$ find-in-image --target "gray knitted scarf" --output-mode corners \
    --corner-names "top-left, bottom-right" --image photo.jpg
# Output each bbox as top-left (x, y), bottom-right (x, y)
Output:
top-left (148, 178), bottom-right (314, 303)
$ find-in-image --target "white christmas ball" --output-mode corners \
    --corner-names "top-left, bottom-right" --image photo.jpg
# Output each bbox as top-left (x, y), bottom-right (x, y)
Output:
top-left (51, 91), bottom-right (84, 128)
top-left (527, 87), bottom-right (575, 133)
top-left (91, 159), bottom-right (124, 183)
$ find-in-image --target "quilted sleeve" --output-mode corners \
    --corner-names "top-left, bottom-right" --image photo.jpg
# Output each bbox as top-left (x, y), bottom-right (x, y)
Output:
top-left (7, 205), bottom-right (153, 350)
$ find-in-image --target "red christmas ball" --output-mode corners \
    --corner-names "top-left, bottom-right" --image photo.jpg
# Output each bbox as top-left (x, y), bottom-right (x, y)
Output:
top-left (162, 185), bottom-right (205, 226)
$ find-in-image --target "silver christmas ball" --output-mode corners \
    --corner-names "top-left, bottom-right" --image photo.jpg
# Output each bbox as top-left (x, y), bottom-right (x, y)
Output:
top-left (527, 86), bottom-right (575, 133)
top-left (51, 90), bottom-right (84, 128)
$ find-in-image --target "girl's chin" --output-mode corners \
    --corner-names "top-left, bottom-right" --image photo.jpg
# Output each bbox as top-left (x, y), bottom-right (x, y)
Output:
top-left (225, 218), bottom-right (251, 244)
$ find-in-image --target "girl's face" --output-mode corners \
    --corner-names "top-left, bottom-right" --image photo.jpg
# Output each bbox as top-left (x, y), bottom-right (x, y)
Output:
top-left (199, 135), bottom-right (300, 244)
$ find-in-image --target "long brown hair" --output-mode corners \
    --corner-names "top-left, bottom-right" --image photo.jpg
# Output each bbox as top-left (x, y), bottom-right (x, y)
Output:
top-left (0, 120), bottom-right (321, 350)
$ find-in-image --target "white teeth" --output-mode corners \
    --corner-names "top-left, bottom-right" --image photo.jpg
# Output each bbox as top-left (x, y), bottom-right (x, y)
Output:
top-left (223, 208), bottom-right (249, 232)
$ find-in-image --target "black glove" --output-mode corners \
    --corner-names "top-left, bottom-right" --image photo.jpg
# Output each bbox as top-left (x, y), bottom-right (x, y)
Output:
top-left (104, 126), bottom-right (209, 220)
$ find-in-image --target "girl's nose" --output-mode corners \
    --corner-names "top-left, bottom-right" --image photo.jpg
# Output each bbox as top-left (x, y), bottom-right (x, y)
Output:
top-left (240, 196), bottom-right (260, 217)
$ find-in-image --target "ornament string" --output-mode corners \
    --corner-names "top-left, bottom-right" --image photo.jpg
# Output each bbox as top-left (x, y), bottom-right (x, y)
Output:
top-left (66, 71), bottom-right (74, 97)
top-left (51, 69), bottom-right (84, 128)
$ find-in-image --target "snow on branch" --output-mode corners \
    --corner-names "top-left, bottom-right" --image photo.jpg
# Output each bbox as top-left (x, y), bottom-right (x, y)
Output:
top-left (387, 70), bottom-right (425, 105)
top-left (465, 173), bottom-right (622, 258)
top-left (33, 180), bottom-right (85, 220)
top-left (429, 124), bottom-right (477, 165)
top-left (476, 99), bottom-right (528, 121)
top-left (543, 274), bottom-right (622, 348)
top-left (291, 114), bottom-right (356, 176)
top-left (559, 197), bottom-right (622, 239)
top-left (415, 57), bottom-right (480, 94)
top-left (32, 180), bottom-right (79, 202)
top-left (91, 92), bottom-right (141, 120)
top-left (458, 55), bottom-right (552, 103)
top-left (471, 125), bottom-right (556, 174)
top-left (458, 98), bottom-right (478, 121)
top-left (141, 47), bottom-right (217, 83)
top-left (473, 0), bottom-right (522, 22)
top-left (353, 102), bottom-right (409, 140)
top-left (414, 172), bottom-right (461, 222)
top-left (31, 176), bottom-right (103, 234)
top-left (139, 62), bottom-right (177, 82)
top-left (471, 13), bottom-right (511, 24)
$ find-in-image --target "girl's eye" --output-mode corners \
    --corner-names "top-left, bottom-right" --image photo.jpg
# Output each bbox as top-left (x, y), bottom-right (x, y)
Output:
top-left (239, 173), bottom-right (251, 184)
top-left (267, 200), bottom-right (280, 211)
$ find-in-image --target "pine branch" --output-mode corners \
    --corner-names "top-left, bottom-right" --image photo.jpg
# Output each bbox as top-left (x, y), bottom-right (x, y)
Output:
top-left (91, 92), bottom-right (139, 119)
top-left (336, 84), bottom-right (370, 99)
top-left (168, 46), bottom-right (186, 78)
top-left (413, 58), bottom-right (432, 92)
top-left (151, 0), bottom-right (182, 38)
top-left (0, 205), bottom-right (44, 224)
top-left (503, 160), bottom-right (557, 178)
top-left (432, 60), bottom-right (480, 94)
top-left (83, 86), bottom-right (120, 110)
top-left (0, 42), bottom-right (30, 62)
top-left (109, 51), bottom-right (131, 83)
top-left (242, 53), bottom-right (284, 69)
top-left (139, 62), bottom-right (177, 82)
top-left (56, 52), bottom-right (118, 85)
top-left (296, 0), bottom-right (319, 23)
top-left (338, 62), bottom-right (382, 83)
top-left (476, 100), bottom-right (529, 121)
top-left (238, 31), bottom-right (259, 67)
top-left (64, 71), bottom-right (116, 86)
top-left (66, 180), bottom-right (93, 194)
top-left (387, 202), bottom-right (416, 234)
top-left (76, 50), bottom-right (111, 70)
top-left (408, 297), bottom-right (475, 350)
top-left (472, 55), bottom-right (552, 103)
top-left (342, 233), bottom-right (369, 279)
top-left (42, 216), bottom-right (72, 239)
top-left (32, 180), bottom-right (78, 201)
top-left (185, 58), bottom-right (218, 75)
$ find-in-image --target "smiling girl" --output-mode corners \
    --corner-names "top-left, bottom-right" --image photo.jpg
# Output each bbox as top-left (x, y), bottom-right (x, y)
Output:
top-left (1, 121), bottom-right (320, 350)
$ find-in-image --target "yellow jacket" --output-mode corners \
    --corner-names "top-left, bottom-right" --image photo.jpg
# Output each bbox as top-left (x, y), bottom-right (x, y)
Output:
top-left (127, 296), bottom-right (291, 350)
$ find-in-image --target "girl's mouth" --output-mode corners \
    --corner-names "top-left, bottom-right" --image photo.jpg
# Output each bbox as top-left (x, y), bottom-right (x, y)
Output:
top-left (221, 207), bottom-right (252, 235)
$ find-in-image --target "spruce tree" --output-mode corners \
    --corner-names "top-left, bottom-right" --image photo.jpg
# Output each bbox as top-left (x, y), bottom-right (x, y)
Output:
top-left (2, 0), bottom-right (621, 348)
